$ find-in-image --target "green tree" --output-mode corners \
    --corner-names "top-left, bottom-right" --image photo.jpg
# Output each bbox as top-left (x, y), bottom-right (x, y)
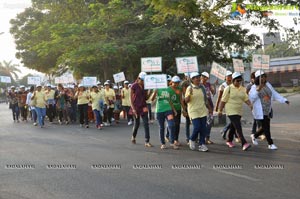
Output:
top-left (0, 60), bottom-right (20, 81)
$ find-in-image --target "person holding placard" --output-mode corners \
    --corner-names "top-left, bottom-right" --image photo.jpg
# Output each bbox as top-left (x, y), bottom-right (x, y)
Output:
top-left (130, 72), bottom-right (152, 147)
top-left (185, 72), bottom-right (213, 152)
top-left (31, 84), bottom-right (47, 128)
top-left (75, 84), bottom-right (90, 128)
top-left (249, 70), bottom-right (290, 150)
top-left (218, 72), bottom-right (252, 151)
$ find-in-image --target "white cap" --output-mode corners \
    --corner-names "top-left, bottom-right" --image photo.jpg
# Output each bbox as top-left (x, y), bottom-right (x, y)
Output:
top-left (104, 81), bottom-right (110, 85)
top-left (36, 84), bottom-right (42, 87)
top-left (124, 80), bottom-right (129, 84)
top-left (167, 75), bottom-right (172, 81)
top-left (11, 86), bottom-right (15, 89)
top-left (20, 85), bottom-right (25, 88)
top-left (171, 76), bottom-right (181, 83)
top-left (232, 72), bottom-right (242, 79)
top-left (255, 70), bottom-right (265, 78)
top-left (226, 70), bottom-right (233, 76)
top-left (96, 81), bottom-right (101, 85)
top-left (113, 85), bottom-right (118, 89)
top-left (184, 72), bottom-right (190, 77)
top-left (190, 72), bottom-right (200, 79)
top-left (138, 72), bottom-right (147, 80)
top-left (201, 72), bottom-right (209, 78)
top-left (46, 83), bottom-right (51, 87)
top-left (119, 86), bottom-right (123, 89)
top-left (78, 84), bottom-right (84, 87)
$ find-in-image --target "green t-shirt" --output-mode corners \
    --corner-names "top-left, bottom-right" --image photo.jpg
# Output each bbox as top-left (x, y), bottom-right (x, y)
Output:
top-left (155, 88), bottom-right (172, 113)
top-left (169, 86), bottom-right (182, 111)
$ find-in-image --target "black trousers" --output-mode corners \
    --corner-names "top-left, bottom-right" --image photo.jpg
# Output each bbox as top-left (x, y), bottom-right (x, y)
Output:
top-left (255, 116), bottom-right (273, 145)
top-left (78, 104), bottom-right (88, 125)
top-left (228, 115), bottom-right (247, 146)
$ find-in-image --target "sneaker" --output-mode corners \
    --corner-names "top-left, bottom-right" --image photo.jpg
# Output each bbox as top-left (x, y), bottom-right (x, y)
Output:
top-left (111, 118), bottom-right (115, 122)
top-left (131, 136), bottom-right (136, 144)
top-left (85, 125), bottom-right (89, 128)
top-left (165, 137), bottom-right (170, 143)
top-left (145, 142), bottom-right (153, 147)
top-left (160, 144), bottom-right (167, 149)
top-left (58, 120), bottom-right (62, 125)
top-left (235, 138), bottom-right (241, 143)
top-left (226, 142), bottom-right (235, 148)
top-left (33, 123), bottom-right (37, 126)
top-left (65, 121), bottom-right (69, 125)
top-left (251, 134), bottom-right (258, 145)
top-left (170, 144), bottom-right (179, 150)
top-left (199, 144), bottom-right (208, 152)
top-left (174, 140), bottom-right (181, 146)
top-left (128, 121), bottom-right (133, 126)
top-left (97, 125), bottom-right (102, 130)
top-left (100, 123), bottom-right (104, 127)
top-left (103, 122), bottom-right (108, 126)
top-left (189, 140), bottom-right (196, 150)
top-left (242, 143), bottom-right (251, 151)
top-left (268, 144), bottom-right (278, 150)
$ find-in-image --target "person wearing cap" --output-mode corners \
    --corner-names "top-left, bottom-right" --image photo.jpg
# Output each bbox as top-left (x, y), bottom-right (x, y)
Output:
top-left (130, 72), bottom-right (152, 147)
top-left (8, 85), bottom-right (20, 122)
top-left (75, 84), bottom-right (90, 128)
top-left (17, 85), bottom-right (28, 121)
top-left (113, 85), bottom-right (122, 124)
top-left (121, 80), bottom-right (133, 125)
top-left (31, 84), bottom-right (47, 128)
top-left (55, 84), bottom-right (70, 125)
top-left (90, 85), bottom-right (104, 129)
top-left (200, 71), bottom-right (216, 144)
top-left (180, 73), bottom-right (192, 144)
top-left (218, 72), bottom-right (253, 151)
top-left (215, 70), bottom-right (234, 140)
top-left (103, 81), bottom-right (115, 126)
top-left (45, 84), bottom-right (55, 123)
top-left (249, 70), bottom-right (290, 150)
top-left (185, 72), bottom-right (213, 152)
top-left (165, 75), bottom-right (184, 146)
top-left (26, 85), bottom-right (37, 126)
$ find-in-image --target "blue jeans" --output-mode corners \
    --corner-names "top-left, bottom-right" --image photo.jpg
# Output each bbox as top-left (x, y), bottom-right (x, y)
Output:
top-left (35, 107), bottom-right (46, 127)
top-left (11, 103), bottom-right (20, 121)
top-left (190, 116), bottom-right (208, 145)
top-left (93, 109), bottom-right (102, 126)
top-left (166, 110), bottom-right (181, 141)
top-left (132, 114), bottom-right (150, 143)
top-left (123, 106), bottom-right (133, 122)
top-left (157, 111), bottom-right (175, 144)
top-left (31, 108), bottom-right (37, 122)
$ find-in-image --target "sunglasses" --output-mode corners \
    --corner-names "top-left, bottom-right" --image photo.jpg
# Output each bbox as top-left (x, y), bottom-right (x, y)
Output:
top-left (236, 79), bottom-right (242, 83)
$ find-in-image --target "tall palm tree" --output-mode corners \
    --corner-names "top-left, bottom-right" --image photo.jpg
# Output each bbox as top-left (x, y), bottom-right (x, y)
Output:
top-left (0, 60), bottom-right (21, 80)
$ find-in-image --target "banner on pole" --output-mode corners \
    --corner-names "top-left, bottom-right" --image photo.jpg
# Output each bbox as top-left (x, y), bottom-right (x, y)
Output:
top-left (82, 77), bottom-right (97, 87)
top-left (232, 58), bottom-right (245, 73)
top-left (144, 74), bottom-right (168, 90)
top-left (113, 72), bottom-right (126, 83)
top-left (0, 76), bottom-right (11, 83)
top-left (28, 76), bottom-right (41, 85)
top-left (252, 54), bottom-right (270, 69)
top-left (176, 56), bottom-right (198, 74)
top-left (141, 57), bottom-right (162, 72)
top-left (210, 62), bottom-right (227, 80)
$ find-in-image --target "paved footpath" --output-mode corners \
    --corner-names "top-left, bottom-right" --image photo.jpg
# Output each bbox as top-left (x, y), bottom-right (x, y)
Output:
top-left (0, 94), bottom-right (300, 199)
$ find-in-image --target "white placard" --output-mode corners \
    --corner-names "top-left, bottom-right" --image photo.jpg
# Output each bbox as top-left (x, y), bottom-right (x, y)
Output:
top-left (232, 58), bottom-right (244, 73)
top-left (54, 75), bottom-right (74, 84)
top-left (176, 56), bottom-right (199, 74)
top-left (210, 62), bottom-right (227, 80)
top-left (141, 57), bottom-right (162, 72)
top-left (144, 74), bottom-right (168, 90)
top-left (28, 76), bottom-right (41, 85)
top-left (113, 72), bottom-right (126, 83)
top-left (0, 76), bottom-right (11, 83)
top-left (82, 77), bottom-right (97, 86)
top-left (252, 54), bottom-right (270, 70)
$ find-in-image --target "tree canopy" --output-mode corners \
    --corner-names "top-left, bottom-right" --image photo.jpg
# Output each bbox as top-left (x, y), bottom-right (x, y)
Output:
top-left (10, 0), bottom-right (300, 81)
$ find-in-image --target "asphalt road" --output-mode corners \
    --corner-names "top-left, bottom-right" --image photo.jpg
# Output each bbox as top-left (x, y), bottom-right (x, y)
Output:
top-left (0, 94), bottom-right (300, 199)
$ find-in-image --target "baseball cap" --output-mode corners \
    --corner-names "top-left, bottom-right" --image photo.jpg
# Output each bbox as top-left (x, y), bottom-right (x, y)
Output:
top-left (190, 72), bottom-right (200, 79)
top-left (232, 72), bottom-right (242, 80)
top-left (171, 76), bottom-right (181, 83)
top-left (104, 81), bottom-right (110, 85)
top-left (255, 70), bottom-right (265, 78)
top-left (226, 71), bottom-right (233, 76)
top-left (167, 75), bottom-right (172, 81)
top-left (138, 72), bottom-right (147, 80)
top-left (201, 72), bottom-right (209, 78)
top-left (124, 80), bottom-right (129, 84)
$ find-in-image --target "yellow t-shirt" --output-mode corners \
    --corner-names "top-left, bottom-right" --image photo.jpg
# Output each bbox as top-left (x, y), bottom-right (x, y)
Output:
top-left (121, 88), bottom-right (131, 106)
top-left (77, 91), bottom-right (90, 105)
top-left (185, 84), bottom-right (208, 120)
top-left (44, 89), bottom-right (55, 100)
top-left (90, 91), bottom-right (104, 110)
top-left (104, 88), bottom-right (115, 108)
top-left (221, 84), bottom-right (248, 116)
top-left (35, 91), bottom-right (46, 108)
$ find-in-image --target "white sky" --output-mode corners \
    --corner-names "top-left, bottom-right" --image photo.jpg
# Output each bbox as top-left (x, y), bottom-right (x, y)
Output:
top-left (0, 0), bottom-right (299, 79)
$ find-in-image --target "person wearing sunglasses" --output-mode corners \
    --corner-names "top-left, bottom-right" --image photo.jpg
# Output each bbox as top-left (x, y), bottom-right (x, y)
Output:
top-left (218, 72), bottom-right (253, 151)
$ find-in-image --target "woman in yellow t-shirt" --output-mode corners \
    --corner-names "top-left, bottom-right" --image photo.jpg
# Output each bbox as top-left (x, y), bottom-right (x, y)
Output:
top-left (103, 81), bottom-right (115, 126)
top-left (90, 85), bottom-right (105, 129)
top-left (75, 84), bottom-right (90, 128)
top-left (31, 85), bottom-right (47, 128)
top-left (218, 72), bottom-right (253, 151)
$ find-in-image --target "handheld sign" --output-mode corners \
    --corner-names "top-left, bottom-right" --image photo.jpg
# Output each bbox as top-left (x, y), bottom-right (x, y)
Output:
top-left (144, 74), bottom-right (168, 90)
top-left (141, 57), bottom-right (162, 72)
top-left (232, 58), bottom-right (244, 73)
top-left (176, 56), bottom-right (198, 74)
top-left (28, 76), bottom-right (41, 85)
top-left (210, 62), bottom-right (227, 80)
top-left (113, 72), bottom-right (126, 83)
top-left (82, 77), bottom-right (97, 87)
top-left (252, 54), bottom-right (270, 70)
top-left (0, 76), bottom-right (11, 83)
